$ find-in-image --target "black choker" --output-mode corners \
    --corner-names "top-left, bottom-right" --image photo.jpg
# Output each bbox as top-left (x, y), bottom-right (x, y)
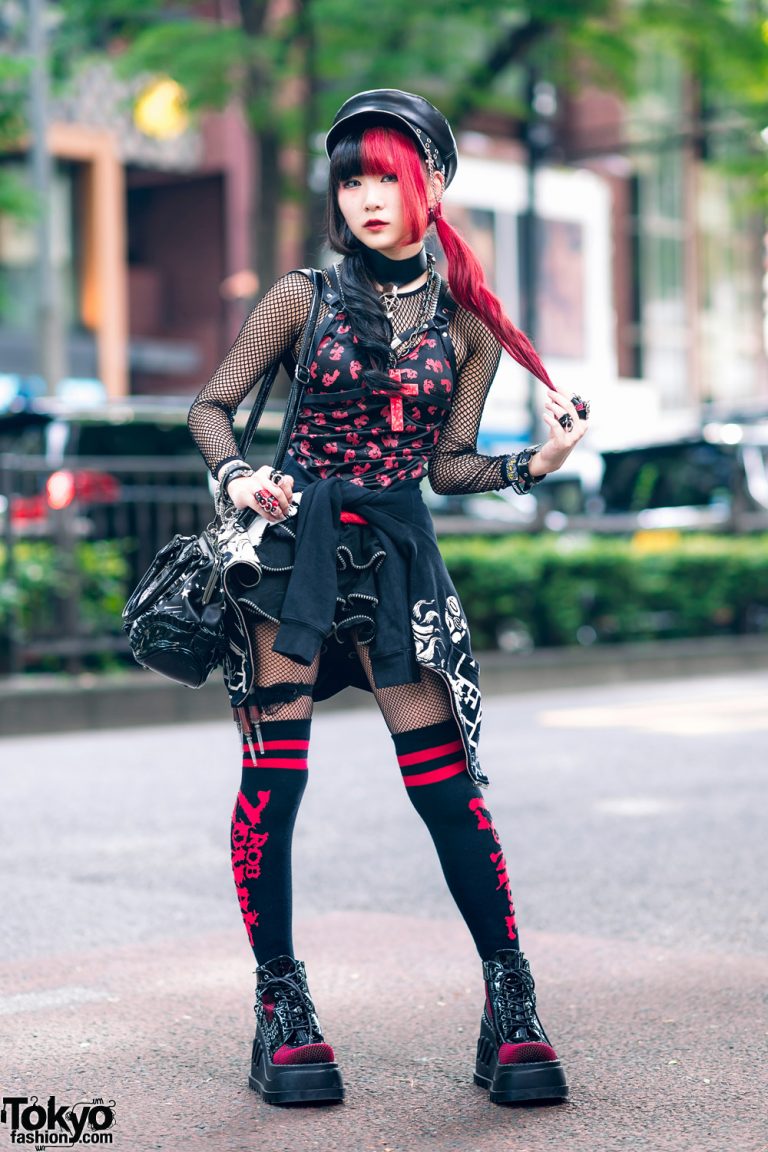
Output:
top-left (362, 247), bottom-right (428, 287)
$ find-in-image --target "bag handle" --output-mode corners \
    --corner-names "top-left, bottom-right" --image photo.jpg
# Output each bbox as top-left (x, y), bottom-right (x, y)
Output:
top-left (238, 268), bottom-right (323, 464)
top-left (271, 267), bottom-right (324, 470)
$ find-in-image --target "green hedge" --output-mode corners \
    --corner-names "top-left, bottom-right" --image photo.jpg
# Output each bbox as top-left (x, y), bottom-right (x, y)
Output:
top-left (0, 539), bottom-right (129, 646)
top-left (2, 535), bottom-right (768, 666)
top-left (438, 534), bottom-right (768, 650)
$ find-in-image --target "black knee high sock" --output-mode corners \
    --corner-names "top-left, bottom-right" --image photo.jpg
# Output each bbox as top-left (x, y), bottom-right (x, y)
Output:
top-left (230, 719), bottom-right (309, 964)
top-left (393, 719), bottom-right (520, 960)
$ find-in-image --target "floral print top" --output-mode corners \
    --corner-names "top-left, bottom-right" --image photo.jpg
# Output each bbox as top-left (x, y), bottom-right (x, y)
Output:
top-left (287, 308), bottom-right (454, 488)
top-left (188, 268), bottom-right (509, 495)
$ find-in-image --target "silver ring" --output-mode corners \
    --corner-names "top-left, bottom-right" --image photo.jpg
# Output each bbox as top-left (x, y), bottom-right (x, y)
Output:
top-left (571, 394), bottom-right (590, 421)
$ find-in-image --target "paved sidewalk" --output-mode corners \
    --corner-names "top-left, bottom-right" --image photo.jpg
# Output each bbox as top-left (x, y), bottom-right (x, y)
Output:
top-left (2, 674), bottom-right (767, 1150)
top-left (2, 917), bottom-right (765, 1152)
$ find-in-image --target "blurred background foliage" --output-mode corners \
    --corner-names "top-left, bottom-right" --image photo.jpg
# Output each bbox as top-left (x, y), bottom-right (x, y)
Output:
top-left (3, 0), bottom-right (758, 288)
top-left (2, 534), bottom-right (767, 670)
top-left (0, 539), bottom-right (129, 671)
top-left (0, 54), bottom-right (34, 219)
top-left (439, 533), bottom-right (768, 650)
top-left (52, 0), bottom-right (768, 120)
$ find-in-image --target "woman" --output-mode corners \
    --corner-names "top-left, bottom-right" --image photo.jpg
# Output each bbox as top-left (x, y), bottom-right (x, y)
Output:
top-left (188, 89), bottom-right (588, 1107)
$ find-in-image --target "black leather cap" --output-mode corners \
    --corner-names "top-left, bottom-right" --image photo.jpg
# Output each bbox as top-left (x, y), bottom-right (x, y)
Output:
top-left (326, 89), bottom-right (458, 187)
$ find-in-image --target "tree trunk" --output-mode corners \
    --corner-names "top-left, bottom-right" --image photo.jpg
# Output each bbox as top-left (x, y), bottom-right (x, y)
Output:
top-left (295, 0), bottom-right (325, 268)
top-left (239, 0), bottom-right (280, 294)
top-left (256, 126), bottom-right (281, 290)
top-left (446, 17), bottom-right (548, 128)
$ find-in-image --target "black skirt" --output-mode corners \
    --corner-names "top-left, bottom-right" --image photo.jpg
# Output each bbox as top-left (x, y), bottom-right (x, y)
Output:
top-left (226, 512), bottom-right (390, 701)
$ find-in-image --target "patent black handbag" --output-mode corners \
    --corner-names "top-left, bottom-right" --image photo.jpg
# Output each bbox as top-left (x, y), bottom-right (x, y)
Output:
top-left (122, 527), bottom-right (226, 687)
top-left (122, 269), bottom-right (323, 687)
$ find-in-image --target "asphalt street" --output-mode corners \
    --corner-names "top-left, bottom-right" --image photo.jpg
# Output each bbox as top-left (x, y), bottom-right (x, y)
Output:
top-left (1, 671), bottom-right (766, 1152)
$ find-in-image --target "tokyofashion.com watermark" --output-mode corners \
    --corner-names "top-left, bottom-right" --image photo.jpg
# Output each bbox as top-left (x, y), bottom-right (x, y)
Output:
top-left (1, 1096), bottom-right (116, 1147)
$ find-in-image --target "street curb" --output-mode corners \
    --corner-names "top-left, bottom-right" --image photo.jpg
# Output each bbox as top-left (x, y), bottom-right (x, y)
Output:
top-left (2, 635), bottom-right (768, 738)
top-left (477, 633), bottom-right (768, 692)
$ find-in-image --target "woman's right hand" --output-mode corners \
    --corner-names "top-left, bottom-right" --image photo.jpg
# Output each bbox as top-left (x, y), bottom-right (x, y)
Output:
top-left (226, 465), bottom-right (295, 521)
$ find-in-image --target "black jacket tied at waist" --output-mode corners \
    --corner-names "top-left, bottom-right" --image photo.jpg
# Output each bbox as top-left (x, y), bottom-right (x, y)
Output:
top-left (276, 463), bottom-right (436, 690)
top-left (226, 458), bottom-right (487, 786)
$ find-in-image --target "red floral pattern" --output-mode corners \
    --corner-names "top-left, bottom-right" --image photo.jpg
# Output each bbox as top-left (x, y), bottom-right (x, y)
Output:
top-left (288, 313), bottom-right (453, 487)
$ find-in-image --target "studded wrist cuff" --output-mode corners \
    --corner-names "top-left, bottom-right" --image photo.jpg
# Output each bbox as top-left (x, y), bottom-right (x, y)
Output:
top-left (217, 458), bottom-right (251, 485)
top-left (503, 445), bottom-right (544, 494)
top-left (223, 466), bottom-right (254, 492)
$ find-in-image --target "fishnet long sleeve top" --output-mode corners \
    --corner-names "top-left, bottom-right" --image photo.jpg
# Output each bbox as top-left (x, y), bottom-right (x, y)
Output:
top-left (188, 269), bottom-right (508, 494)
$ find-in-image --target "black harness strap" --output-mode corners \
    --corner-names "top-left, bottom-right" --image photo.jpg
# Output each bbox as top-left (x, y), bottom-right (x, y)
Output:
top-left (279, 265), bottom-right (461, 421)
top-left (239, 268), bottom-right (323, 462)
top-left (432, 280), bottom-right (459, 387)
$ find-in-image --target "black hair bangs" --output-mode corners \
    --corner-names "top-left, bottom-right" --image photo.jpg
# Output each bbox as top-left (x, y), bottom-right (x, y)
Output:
top-left (328, 134), bottom-right (365, 186)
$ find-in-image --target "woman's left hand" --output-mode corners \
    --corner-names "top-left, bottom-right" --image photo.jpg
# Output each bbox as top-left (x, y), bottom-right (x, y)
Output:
top-left (529, 390), bottom-right (589, 478)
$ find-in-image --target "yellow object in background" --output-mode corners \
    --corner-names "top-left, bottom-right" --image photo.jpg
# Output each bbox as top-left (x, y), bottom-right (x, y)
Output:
top-left (134, 78), bottom-right (189, 140)
top-left (631, 529), bottom-right (683, 553)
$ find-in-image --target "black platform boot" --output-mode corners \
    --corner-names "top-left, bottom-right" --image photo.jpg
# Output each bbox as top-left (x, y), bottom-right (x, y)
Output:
top-left (474, 949), bottom-right (568, 1104)
top-left (248, 955), bottom-right (344, 1105)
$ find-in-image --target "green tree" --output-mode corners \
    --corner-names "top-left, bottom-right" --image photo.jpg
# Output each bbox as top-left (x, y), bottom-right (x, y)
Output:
top-left (0, 47), bottom-right (34, 221)
top-left (49, 0), bottom-right (768, 289)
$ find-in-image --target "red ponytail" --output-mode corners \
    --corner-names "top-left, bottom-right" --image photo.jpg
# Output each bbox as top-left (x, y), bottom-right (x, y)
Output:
top-left (432, 202), bottom-right (554, 391)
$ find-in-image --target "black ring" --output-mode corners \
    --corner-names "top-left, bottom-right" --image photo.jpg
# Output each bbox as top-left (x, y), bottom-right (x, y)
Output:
top-left (558, 413), bottom-right (574, 432)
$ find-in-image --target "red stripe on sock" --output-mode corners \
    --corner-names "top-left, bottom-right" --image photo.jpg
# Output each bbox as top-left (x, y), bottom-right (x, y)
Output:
top-left (242, 757), bottom-right (309, 769)
top-left (397, 740), bottom-right (463, 768)
top-left (402, 760), bottom-right (466, 787)
top-left (242, 740), bottom-right (310, 751)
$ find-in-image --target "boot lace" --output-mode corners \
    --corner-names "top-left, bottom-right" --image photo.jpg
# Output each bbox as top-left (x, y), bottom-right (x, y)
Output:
top-left (494, 967), bottom-right (538, 1041)
top-left (256, 972), bottom-right (319, 1046)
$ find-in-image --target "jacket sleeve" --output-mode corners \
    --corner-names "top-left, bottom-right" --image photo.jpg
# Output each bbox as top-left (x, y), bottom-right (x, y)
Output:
top-left (187, 271), bottom-right (315, 477)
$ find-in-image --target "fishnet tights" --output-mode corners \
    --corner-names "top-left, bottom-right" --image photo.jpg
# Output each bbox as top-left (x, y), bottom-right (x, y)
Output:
top-left (248, 620), bottom-right (318, 721)
top-left (353, 637), bottom-right (454, 734)
top-left (246, 620), bottom-right (453, 732)
top-left (188, 268), bottom-right (506, 494)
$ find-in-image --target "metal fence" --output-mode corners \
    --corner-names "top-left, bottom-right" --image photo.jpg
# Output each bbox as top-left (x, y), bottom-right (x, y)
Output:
top-left (6, 443), bottom-right (767, 675)
top-left (1, 452), bottom-right (216, 674)
top-left (0, 448), bottom-right (500, 675)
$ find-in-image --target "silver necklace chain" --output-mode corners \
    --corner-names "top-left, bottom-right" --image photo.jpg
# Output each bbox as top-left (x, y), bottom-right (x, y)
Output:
top-left (333, 255), bottom-right (442, 363)
top-left (388, 256), bottom-right (441, 363)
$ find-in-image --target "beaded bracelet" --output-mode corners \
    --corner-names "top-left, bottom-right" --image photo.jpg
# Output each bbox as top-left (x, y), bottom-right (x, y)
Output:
top-left (503, 445), bottom-right (544, 495)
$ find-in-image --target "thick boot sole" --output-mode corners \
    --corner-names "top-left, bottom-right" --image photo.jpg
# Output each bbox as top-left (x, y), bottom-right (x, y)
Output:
top-left (474, 1016), bottom-right (568, 1104)
top-left (249, 1033), bottom-right (344, 1105)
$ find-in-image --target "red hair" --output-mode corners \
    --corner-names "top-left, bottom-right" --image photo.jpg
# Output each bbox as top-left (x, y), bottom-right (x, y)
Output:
top-left (359, 127), bottom-right (427, 245)
top-left (358, 127), bottom-right (554, 391)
